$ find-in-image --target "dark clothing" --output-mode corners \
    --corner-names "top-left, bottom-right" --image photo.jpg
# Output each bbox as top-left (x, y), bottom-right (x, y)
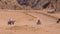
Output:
top-left (57, 19), bottom-right (60, 23)
top-left (8, 21), bottom-right (14, 25)
top-left (37, 20), bottom-right (41, 25)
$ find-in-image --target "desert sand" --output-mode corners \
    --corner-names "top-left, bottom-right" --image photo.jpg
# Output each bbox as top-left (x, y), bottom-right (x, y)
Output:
top-left (0, 10), bottom-right (60, 34)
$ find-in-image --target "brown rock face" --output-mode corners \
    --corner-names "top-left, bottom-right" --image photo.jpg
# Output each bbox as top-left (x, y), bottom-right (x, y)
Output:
top-left (0, 0), bottom-right (60, 10)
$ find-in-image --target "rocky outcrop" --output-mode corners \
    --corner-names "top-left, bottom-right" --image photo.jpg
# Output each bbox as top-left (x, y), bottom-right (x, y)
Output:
top-left (0, 0), bottom-right (60, 10)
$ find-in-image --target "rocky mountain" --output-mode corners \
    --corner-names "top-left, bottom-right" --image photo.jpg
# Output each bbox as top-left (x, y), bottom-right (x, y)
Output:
top-left (0, 0), bottom-right (60, 10)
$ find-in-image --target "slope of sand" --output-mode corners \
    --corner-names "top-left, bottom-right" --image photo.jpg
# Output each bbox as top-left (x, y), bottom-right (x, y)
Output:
top-left (0, 10), bottom-right (60, 34)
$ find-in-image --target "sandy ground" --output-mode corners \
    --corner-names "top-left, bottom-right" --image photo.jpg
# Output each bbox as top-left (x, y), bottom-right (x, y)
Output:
top-left (0, 10), bottom-right (60, 34)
